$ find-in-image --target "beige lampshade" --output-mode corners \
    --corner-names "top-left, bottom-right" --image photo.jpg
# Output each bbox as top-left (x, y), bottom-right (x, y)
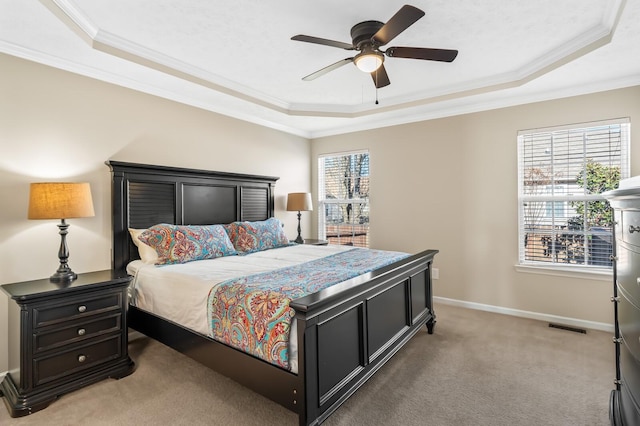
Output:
top-left (28, 182), bottom-right (95, 220)
top-left (286, 192), bottom-right (313, 212)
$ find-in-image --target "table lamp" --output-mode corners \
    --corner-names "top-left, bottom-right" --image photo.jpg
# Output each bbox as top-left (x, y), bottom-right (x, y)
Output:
top-left (286, 192), bottom-right (313, 244)
top-left (28, 182), bottom-right (95, 282)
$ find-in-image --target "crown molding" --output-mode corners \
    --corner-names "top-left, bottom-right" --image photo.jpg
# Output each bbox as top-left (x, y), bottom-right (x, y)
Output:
top-left (38, 0), bottom-right (627, 120)
top-left (0, 40), bottom-right (312, 139)
top-left (308, 74), bottom-right (640, 139)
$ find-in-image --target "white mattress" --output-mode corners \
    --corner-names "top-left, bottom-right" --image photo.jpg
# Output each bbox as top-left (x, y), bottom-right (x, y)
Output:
top-left (127, 244), bottom-right (354, 372)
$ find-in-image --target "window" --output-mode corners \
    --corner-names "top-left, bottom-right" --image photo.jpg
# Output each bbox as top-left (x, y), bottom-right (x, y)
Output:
top-left (518, 119), bottom-right (630, 269)
top-left (318, 151), bottom-right (370, 247)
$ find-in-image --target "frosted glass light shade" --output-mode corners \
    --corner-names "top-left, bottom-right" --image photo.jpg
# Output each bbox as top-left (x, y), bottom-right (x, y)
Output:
top-left (354, 52), bottom-right (383, 73)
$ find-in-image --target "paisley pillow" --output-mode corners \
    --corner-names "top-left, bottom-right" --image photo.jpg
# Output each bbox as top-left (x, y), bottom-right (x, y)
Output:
top-left (224, 218), bottom-right (291, 254)
top-left (139, 224), bottom-right (236, 265)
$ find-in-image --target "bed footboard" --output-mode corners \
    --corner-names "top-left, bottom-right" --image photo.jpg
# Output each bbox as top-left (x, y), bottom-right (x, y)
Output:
top-left (291, 249), bottom-right (438, 425)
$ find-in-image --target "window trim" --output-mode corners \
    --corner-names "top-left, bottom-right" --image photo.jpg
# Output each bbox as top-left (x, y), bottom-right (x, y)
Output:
top-left (514, 263), bottom-right (612, 281)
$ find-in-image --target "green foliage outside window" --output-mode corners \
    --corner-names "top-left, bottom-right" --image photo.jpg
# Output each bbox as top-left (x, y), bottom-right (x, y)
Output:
top-left (570, 160), bottom-right (620, 228)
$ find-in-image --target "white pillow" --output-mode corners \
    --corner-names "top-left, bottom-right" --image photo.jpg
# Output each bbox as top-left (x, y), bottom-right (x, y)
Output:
top-left (128, 228), bottom-right (159, 264)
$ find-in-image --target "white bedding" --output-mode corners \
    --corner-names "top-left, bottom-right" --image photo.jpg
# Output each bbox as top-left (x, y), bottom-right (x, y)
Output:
top-left (127, 244), bottom-right (354, 372)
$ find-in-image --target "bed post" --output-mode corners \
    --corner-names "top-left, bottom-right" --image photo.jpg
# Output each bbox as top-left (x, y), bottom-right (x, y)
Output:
top-left (109, 165), bottom-right (128, 273)
top-left (426, 261), bottom-right (436, 334)
top-left (294, 315), bottom-right (315, 426)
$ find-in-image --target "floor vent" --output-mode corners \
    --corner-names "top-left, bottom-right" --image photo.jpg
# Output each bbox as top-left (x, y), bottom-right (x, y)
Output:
top-left (548, 323), bottom-right (587, 334)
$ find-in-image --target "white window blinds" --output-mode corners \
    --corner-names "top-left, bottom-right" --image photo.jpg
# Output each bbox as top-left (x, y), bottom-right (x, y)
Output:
top-left (318, 151), bottom-right (370, 247)
top-left (517, 119), bottom-right (630, 269)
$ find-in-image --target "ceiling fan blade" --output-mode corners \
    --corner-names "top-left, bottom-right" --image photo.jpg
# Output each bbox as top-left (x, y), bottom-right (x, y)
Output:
top-left (291, 35), bottom-right (355, 50)
top-left (302, 58), bottom-right (354, 81)
top-left (372, 5), bottom-right (425, 46)
top-left (371, 64), bottom-right (390, 88)
top-left (386, 47), bottom-right (458, 62)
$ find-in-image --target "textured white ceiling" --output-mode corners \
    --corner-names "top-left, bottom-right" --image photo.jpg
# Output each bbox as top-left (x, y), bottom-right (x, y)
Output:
top-left (1, 0), bottom-right (639, 137)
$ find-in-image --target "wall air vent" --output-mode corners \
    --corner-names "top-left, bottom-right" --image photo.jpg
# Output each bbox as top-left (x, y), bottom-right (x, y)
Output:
top-left (548, 323), bottom-right (587, 334)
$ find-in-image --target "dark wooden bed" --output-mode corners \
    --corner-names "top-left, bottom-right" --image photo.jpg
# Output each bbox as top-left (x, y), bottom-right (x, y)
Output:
top-left (107, 160), bottom-right (438, 426)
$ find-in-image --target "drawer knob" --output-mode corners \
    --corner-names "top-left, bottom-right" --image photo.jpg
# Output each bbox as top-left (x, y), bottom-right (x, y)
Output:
top-left (77, 328), bottom-right (86, 336)
top-left (630, 225), bottom-right (640, 234)
top-left (78, 305), bottom-right (87, 313)
top-left (78, 355), bottom-right (86, 363)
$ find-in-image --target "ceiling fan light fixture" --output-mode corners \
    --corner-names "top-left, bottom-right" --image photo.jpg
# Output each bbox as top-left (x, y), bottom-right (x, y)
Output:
top-left (292, 5), bottom-right (457, 87)
top-left (354, 50), bottom-right (384, 73)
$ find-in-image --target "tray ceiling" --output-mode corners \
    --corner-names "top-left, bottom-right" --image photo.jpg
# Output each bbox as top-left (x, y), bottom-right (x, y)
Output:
top-left (1, 0), bottom-right (639, 137)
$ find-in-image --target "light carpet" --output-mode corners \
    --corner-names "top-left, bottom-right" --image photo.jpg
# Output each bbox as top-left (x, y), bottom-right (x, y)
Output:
top-left (0, 303), bottom-right (614, 425)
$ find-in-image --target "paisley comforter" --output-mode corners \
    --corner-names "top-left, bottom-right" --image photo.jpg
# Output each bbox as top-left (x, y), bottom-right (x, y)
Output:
top-left (207, 247), bottom-right (409, 370)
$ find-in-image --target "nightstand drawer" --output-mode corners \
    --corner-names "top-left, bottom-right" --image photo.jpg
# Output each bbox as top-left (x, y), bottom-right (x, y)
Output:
top-left (34, 313), bottom-right (122, 354)
top-left (33, 293), bottom-right (122, 328)
top-left (33, 335), bottom-right (122, 387)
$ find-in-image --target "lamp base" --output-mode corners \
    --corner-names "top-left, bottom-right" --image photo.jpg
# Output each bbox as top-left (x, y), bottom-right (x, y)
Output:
top-left (50, 267), bottom-right (77, 283)
top-left (294, 211), bottom-right (305, 244)
top-left (50, 219), bottom-right (77, 283)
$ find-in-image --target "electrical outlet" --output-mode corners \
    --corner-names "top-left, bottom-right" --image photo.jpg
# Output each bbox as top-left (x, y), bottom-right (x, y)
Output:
top-left (432, 268), bottom-right (439, 280)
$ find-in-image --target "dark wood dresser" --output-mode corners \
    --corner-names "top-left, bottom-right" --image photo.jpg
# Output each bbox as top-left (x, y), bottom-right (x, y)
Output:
top-left (0, 270), bottom-right (134, 417)
top-left (604, 183), bottom-right (640, 425)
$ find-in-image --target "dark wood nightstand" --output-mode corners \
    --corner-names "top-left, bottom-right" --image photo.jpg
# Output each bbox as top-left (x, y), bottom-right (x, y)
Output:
top-left (0, 270), bottom-right (135, 417)
top-left (297, 239), bottom-right (329, 246)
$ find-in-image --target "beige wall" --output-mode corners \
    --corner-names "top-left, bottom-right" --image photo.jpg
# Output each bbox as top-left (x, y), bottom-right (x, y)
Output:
top-left (0, 54), bottom-right (311, 372)
top-left (312, 85), bottom-right (640, 331)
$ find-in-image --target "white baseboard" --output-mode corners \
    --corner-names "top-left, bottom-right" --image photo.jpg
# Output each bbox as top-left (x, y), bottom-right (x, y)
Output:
top-left (0, 371), bottom-right (5, 381)
top-left (434, 296), bottom-right (615, 333)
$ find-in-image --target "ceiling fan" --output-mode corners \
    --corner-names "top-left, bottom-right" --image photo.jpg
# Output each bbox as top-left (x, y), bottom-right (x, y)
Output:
top-left (291, 5), bottom-right (458, 89)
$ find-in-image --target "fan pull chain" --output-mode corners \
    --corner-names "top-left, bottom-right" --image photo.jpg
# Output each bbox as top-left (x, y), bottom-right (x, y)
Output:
top-left (375, 69), bottom-right (379, 105)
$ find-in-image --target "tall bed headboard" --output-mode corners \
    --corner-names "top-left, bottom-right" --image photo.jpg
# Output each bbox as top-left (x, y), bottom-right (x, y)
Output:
top-left (107, 161), bottom-right (278, 272)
